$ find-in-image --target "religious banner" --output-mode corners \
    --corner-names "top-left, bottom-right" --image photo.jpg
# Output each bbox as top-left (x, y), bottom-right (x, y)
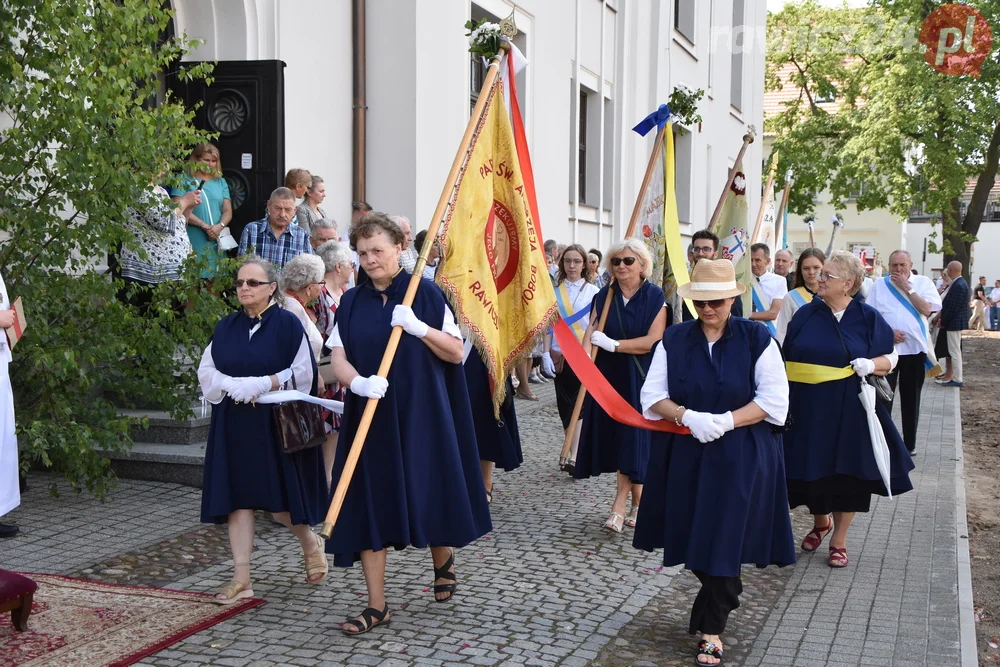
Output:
top-left (717, 163), bottom-right (752, 313)
top-left (756, 178), bottom-right (778, 256)
top-left (436, 77), bottom-right (558, 417)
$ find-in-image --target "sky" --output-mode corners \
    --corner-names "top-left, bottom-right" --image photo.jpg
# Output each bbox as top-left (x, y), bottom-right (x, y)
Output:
top-left (767, 0), bottom-right (871, 10)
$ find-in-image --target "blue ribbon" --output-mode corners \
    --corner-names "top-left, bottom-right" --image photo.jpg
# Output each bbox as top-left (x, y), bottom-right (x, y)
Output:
top-left (631, 104), bottom-right (673, 137)
top-left (751, 284), bottom-right (778, 336)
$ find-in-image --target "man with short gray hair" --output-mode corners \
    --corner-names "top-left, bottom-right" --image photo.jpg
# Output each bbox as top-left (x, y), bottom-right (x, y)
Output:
top-left (310, 218), bottom-right (339, 250)
top-left (238, 187), bottom-right (313, 268)
top-left (866, 250), bottom-right (941, 453)
top-left (391, 215), bottom-right (418, 273)
top-left (932, 260), bottom-right (969, 388)
top-left (773, 248), bottom-right (795, 291)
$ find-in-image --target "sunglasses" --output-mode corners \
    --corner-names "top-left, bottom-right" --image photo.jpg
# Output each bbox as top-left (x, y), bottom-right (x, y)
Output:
top-left (693, 299), bottom-right (726, 309)
top-left (234, 279), bottom-right (274, 288)
top-left (611, 256), bottom-right (637, 267)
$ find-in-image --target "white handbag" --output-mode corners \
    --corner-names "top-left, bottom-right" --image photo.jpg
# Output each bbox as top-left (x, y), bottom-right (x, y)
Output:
top-left (217, 226), bottom-right (238, 251)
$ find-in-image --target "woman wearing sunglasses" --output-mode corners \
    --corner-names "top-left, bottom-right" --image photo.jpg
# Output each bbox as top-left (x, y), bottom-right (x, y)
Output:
top-left (197, 256), bottom-right (328, 604)
top-left (573, 240), bottom-right (667, 533)
top-left (635, 259), bottom-right (795, 666)
top-left (782, 251), bottom-right (914, 568)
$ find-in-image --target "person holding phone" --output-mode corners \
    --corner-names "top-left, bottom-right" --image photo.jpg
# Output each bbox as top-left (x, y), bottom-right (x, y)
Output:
top-left (171, 143), bottom-right (232, 279)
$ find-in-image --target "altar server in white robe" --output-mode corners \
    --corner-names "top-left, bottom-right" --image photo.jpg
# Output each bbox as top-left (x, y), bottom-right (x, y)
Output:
top-left (0, 271), bottom-right (21, 537)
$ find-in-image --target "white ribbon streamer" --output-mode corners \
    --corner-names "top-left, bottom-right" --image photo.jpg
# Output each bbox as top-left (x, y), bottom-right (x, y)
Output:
top-left (254, 390), bottom-right (344, 414)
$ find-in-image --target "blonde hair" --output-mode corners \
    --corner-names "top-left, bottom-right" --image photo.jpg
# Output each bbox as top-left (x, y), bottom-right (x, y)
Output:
top-left (189, 143), bottom-right (222, 179)
top-left (827, 250), bottom-right (866, 296)
top-left (285, 168), bottom-right (312, 189)
top-left (604, 238), bottom-right (654, 280)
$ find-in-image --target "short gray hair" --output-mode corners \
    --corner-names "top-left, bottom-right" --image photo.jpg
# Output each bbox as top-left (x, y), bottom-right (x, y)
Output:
top-left (888, 249), bottom-right (912, 264)
top-left (238, 255), bottom-right (283, 305)
top-left (269, 186), bottom-right (296, 202)
top-left (827, 250), bottom-right (866, 297)
top-left (314, 240), bottom-right (352, 273)
top-left (279, 253), bottom-right (325, 292)
top-left (775, 248), bottom-right (794, 261)
top-left (604, 238), bottom-right (654, 280)
top-left (389, 214), bottom-right (411, 230)
top-left (310, 217), bottom-right (338, 240)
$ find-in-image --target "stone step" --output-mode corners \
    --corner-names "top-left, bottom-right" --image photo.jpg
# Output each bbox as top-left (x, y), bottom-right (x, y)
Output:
top-left (120, 406), bottom-right (210, 446)
top-left (103, 442), bottom-right (205, 489)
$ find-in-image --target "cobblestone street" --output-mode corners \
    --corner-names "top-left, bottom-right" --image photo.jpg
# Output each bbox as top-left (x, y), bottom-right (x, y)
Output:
top-left (0, 382), bottom-right (975, 666)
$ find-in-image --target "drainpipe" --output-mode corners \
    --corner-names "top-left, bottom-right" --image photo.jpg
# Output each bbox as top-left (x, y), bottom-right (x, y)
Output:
top-left (352, 0), bottom-right (367, 203)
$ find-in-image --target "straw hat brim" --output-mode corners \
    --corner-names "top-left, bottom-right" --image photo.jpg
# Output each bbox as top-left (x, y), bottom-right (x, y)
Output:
top-left (676, 282), bottom-right (746, 301)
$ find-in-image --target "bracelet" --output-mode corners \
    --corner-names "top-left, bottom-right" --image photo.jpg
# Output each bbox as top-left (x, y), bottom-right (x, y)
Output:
top-left (673, 405), bottom-right (685, 426)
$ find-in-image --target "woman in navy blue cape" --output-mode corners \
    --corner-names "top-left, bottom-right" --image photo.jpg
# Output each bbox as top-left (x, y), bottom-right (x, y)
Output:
top-left (198, 257), bottom-right (328, 605)
top-left (325, 214), bottom-right (491, 636)
top-left (783, 251), bottom-right (914, 568)
top-left (635, 259), bottom-right (795, 666)
top-left (464, 344), bottom-right (522, 503)
top-left (574, 239), bottom-right (667, 533)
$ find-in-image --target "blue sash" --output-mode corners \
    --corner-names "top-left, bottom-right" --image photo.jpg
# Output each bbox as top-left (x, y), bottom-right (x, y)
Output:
top-left (883, 276), bottom-right (938, 374)
top-left (788, 287), bottom-right (812, 309)
top-left (554, 283), bottom-right (591, 341)
top-left (751, 281), bottom-right (777, 336)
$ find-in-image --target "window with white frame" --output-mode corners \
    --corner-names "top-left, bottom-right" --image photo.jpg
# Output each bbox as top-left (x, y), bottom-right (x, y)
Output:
top-left (675, 0), bottom-right (695, 44)
top-left (730, 0), bottom-right (745, 112)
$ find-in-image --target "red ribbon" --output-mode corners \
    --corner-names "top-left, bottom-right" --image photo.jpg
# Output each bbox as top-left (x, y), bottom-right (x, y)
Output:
top-left (552, 318), bottom-right (689, 434)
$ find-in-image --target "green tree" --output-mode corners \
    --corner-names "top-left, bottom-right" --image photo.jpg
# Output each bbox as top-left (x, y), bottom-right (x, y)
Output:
top-left (765, 0), bottom-right (1000, 277)
top-left (0, 0), bottom-right (230, 497)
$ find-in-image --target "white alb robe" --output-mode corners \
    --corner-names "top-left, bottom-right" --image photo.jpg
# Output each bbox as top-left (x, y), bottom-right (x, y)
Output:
top-left (0, 271), bottom-right (19, 517)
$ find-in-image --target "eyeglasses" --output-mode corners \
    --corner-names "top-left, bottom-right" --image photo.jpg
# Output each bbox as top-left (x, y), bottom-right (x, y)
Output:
top-left (693, 299), bottom-right (726, 309)
top-left (611, 256), bottom-right (637, 267)
top-left (314, 282), bottom-right (326, 287)
top-left (692, 246), bottom-right (715, 255)
top-left (817, 272), bottom-right (841, 282)
top-left (234, 279), bottom-right (274, 288)
top-left (564, 258), bottom-right (583, 265)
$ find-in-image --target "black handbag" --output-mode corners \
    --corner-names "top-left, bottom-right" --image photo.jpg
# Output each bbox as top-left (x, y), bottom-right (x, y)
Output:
top-left (271, 375), bottom-right (325, 454)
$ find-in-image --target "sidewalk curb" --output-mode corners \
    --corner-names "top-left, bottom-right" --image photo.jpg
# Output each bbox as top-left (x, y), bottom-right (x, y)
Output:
top-left (953, 389), bottom-right (979, 667)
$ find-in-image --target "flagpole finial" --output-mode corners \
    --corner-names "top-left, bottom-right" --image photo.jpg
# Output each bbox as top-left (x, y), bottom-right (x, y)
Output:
top-left (744, 125), bottom-right (758, 144)
top-left (500, 10), bottom-right (518, 38)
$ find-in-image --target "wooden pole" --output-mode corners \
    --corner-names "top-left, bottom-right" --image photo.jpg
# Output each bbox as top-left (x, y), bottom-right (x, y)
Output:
top-left (749, 153), bottom-right (778, 246)
top-left (807, 221), bottom-right (816, 249)
top-left (774, 170), bottom-right (793, 249)
top-left (708, 130), bottom-right (756, 238)
top-left (319, 45), bottom-right (509, 540)
top-left (558, 124), bottom-right (666, 462)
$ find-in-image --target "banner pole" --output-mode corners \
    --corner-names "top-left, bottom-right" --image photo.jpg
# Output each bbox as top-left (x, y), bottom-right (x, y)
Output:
top-left (319, 44), bottom-right (510, 540)
top-left (749, 154), bottom-right (778, 245)
top-left (558, 123), bottom-right (666, 463)
top-left (775, 170), bottom-right (793, 249)
top-left (708, 130), bottom-right (756, 238)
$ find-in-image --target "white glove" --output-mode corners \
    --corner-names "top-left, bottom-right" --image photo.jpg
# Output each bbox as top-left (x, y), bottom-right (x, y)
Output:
top-left (275, 368), bottom-right (293, 386)
top-left (541, 352), bottom-right (556, 376)
top-left (682, 409), bottom-right (726, 444)
top-left (390, 305), bottom-right (429, 338)
top-left (590, 331), bottom-right (618, 353)
top-left (350, 374), bottom-right (389, 399)
top-left (851, 357), bottom-right (875, 378)
top-left (711, 411), bottom-right (735, 434)
top-left (228, 376), bottom-right (272, 403)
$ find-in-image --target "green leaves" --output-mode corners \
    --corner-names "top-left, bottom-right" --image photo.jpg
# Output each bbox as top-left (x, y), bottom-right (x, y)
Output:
top-left (0, 0), bottom-right (224, 497)
top-left (766, 0), bottom-right (1000, 268)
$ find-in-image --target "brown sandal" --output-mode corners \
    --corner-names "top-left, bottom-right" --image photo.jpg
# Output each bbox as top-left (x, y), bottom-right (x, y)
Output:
top-left (304, 533), bottom-right (329, 584)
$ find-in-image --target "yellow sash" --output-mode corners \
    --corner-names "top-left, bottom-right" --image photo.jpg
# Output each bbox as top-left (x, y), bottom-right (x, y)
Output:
top-left (785, 361), bottom-right (854, 384)
top-left (556, 282), bottom-right (588, 342)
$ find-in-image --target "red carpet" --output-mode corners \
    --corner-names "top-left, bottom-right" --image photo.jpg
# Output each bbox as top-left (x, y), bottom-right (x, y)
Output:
top-left (0, 573), bottom-right (264, 666)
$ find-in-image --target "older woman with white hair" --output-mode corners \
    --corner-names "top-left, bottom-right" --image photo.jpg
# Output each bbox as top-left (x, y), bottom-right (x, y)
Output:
top-left (783, 251), bottom-right (914, 568)
top-left (279, 254), bottom-right (326, 362)
top-left (635, 259), bottom-right (795, 666)
top-left (573, 238), bottom-right (668, 533)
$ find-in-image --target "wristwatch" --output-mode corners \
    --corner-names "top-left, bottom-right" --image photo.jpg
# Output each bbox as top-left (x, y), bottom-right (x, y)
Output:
top-left (907, 289), bottom-right (915, 295)
top-left (613, 340), bottom-right (620, 349)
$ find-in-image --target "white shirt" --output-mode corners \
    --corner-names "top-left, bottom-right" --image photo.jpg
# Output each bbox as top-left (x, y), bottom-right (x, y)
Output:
top-left (551, 279), bottom-right (600, 354)
top-left (775, 288), bottom-right (812, 346)
top-left (198, 332), bottom-right (315, 405)
top-left (326, 306), bottom-right (462, 349)
top-left (756, 271), bottom-right (788, 304)
top-left (281, 297), bottom-right (324, 359)
top-left (865, 275), bottom-right (942, 356)
top-left (639, 337), bottom-right (789, 426)
top-left (989, 287), bottom-right (1000, 304)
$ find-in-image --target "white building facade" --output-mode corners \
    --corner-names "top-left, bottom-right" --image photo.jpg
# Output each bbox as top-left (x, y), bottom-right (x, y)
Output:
top-left (172, 0), bottom-right (767, 251)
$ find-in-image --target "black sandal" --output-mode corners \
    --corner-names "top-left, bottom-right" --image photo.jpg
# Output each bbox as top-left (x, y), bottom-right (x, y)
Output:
top-left (695, 639), bottom-right (724, 665)
top-left (485, 486), bottom-right (493, 504)
top-left (341, 603), bottom-right (391, 636)
top-left (432, 548), bottom-right (458, 602)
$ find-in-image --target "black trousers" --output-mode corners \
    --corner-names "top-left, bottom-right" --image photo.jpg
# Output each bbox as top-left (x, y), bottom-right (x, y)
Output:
top-left (689, 571), bottom-right (743, 635)
top-left (886, 352), bottom-right (925, 451)
top-left (553, 364), bottom-right (581, 430)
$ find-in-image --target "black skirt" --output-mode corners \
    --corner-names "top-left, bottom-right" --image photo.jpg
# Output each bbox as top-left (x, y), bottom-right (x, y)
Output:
top-left (787, 474), bottom-right (879, 514)
top-left (553, 364), bottom-right (581, 430)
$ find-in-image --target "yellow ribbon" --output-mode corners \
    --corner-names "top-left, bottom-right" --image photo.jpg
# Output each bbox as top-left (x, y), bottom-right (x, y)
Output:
top-left (785, 361), bottom-right (854, 384)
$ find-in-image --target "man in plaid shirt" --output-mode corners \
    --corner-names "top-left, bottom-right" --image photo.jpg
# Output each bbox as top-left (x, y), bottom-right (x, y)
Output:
top-left (238, 187), bottom-right (313, 268)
